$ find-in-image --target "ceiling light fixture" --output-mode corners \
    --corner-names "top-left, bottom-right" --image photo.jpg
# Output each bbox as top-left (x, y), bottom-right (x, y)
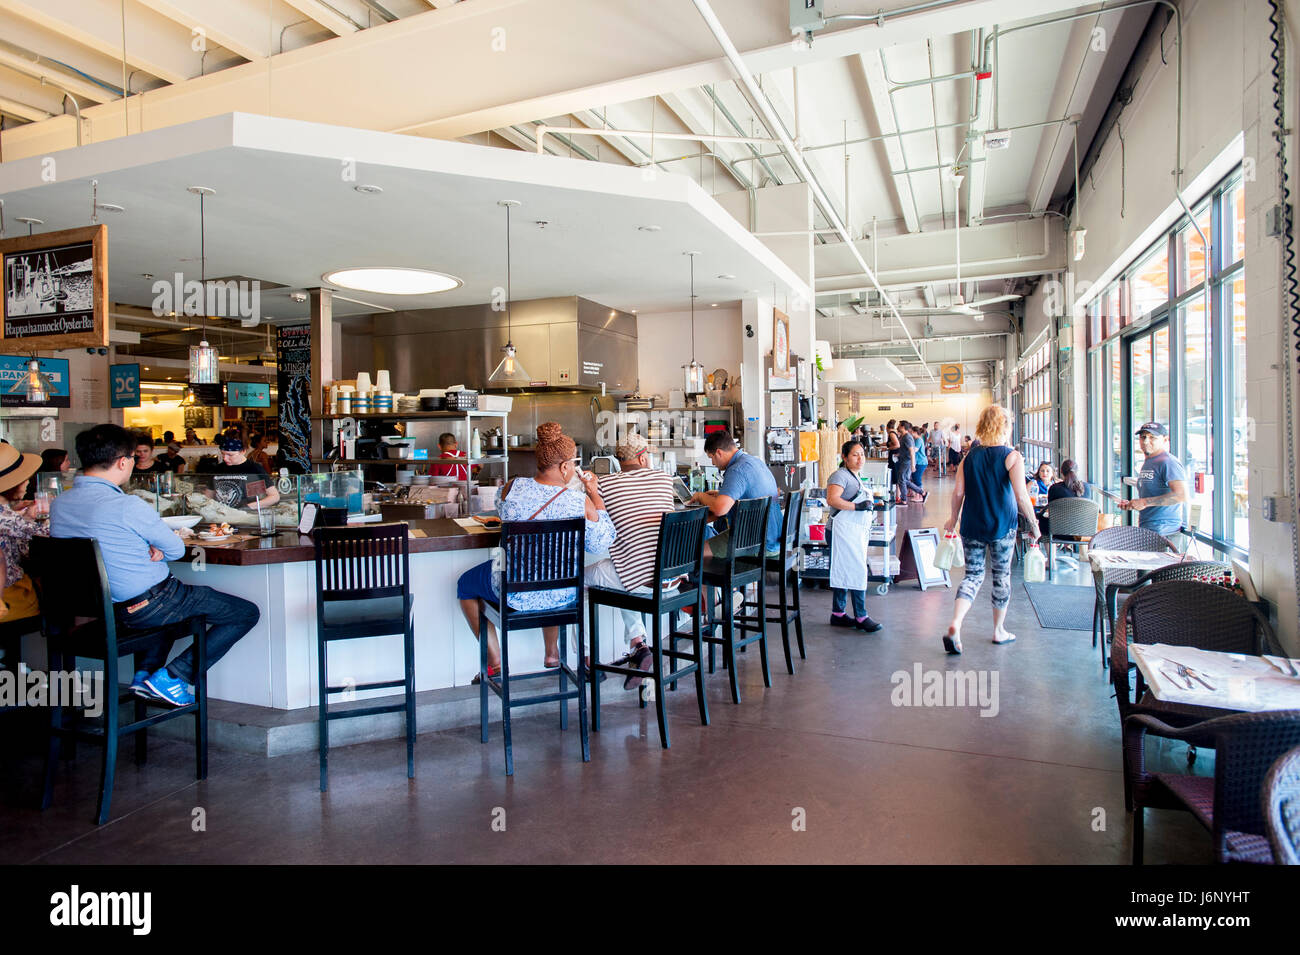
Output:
top-left (354, 184), bottom-right (383, 195)
top-left (682, 251), bottom-right (705, 395)
top-left (489, 200), bottom-right (531, 386)
top-left (20, 358), bottom-right (52, 404)
top-left (186, 186), bottom-right (219, 385)
top-left (717, 273), bottom-right (735, 280)
top-left (321, 267), bottom-right (461, 295)
top-left (638, 225), bottom-right (661, 232)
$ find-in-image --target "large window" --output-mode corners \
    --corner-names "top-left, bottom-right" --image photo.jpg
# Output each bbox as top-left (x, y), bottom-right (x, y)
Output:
top-left (1016, 339), bottom-right (1053, 472)
top-left (1083, 170), bottom-right (1249, 553)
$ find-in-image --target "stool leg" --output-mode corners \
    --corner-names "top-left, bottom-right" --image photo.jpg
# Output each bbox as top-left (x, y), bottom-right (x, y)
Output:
top-left (134, 697), bottom-right (148, 766)
top-left (558, 624), bottom-right (568, 731)
top-left (666, 609), bottom-right (677, 692)
top-left (692, 594), bottom-right (709, 727)
top-left (195, 623), bottom-right (208, 781)
top-left (479, 613), bottom-right (489, 744)
top-left (500, 624), bottom-right (514, 777)
top-left (756, 574), bottom-right (772, 688)
top-left (588, 599), bottom-right (601, 733)
top-left (791, 569), bottom-right (806, 660)
top-left (96, 674), bottom-right (119, 826)
top-left (404, 618), bottom-right (415, 780)
top-left (777, 570), bottom-right (794, 675)
top-left (722, 585), bottom-right (740, 705)
top-left (706, 586), bottom-right (716, 673)
top-left (575, 614), bottom-right (589, 763)
top-left (651, 612), bottom-right (668, 749)
top-left (318, 635), bottom-right (329, 793)
top-left (40, 648), bottom-right (62, 810)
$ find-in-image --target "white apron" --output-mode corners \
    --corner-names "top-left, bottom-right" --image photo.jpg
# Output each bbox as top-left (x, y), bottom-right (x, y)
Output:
top-left (829, 477), bottom-right (872, 591)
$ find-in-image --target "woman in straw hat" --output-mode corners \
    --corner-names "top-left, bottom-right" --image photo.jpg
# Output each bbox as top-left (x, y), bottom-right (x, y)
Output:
top-left (0, 444), bottom-right (48, 622)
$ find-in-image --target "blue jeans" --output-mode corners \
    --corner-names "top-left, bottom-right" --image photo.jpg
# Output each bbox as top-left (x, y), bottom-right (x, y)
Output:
top-left (831, 588), bottom-right (867, 618)
top-left (115, 576), bottom-right (260, 683)
top-left (908, 464), bottom-right (927, 493)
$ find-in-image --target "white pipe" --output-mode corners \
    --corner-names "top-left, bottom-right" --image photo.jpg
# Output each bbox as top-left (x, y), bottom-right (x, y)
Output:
top-left (689, 0), bottom-right (934, 381)
top-left (535, 125), bottom-right (777, 155)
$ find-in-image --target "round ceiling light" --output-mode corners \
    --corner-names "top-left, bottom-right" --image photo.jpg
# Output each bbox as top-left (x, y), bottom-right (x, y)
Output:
top-left (321, 267), bottom-right (462, 295)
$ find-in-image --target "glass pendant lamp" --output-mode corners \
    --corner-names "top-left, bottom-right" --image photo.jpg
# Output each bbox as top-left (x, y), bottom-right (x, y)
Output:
top-left (682, 251), bottom-right (705, 394)
top-left (187, 186), bottom-right (219, 385)
top-left (489, 199), bottom-right (531, 386)
top-left (23, 358), bottom-right (49, 404)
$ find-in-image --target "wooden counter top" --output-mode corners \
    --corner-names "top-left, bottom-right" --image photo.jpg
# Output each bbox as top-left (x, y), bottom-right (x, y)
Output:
top-left (175, 518), bottom-right (500, 566)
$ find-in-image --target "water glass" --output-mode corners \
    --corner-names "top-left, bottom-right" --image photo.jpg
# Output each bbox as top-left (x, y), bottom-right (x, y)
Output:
top-left (258, 506), bottom-right (276, 536)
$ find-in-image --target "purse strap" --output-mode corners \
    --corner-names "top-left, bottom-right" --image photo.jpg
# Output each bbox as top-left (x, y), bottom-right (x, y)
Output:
top-left (527, 487), bottom-right (569, 521)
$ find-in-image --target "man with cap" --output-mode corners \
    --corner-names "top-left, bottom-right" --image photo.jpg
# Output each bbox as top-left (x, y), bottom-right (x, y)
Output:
top-left (1119, 422), bottom-right (1189, 538)
top-left (206, 433), bottom-right (280, 509)
top-left (585, 431), bottom-right (675, 688)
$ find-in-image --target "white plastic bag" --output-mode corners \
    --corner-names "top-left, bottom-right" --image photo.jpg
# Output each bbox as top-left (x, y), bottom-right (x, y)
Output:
top-left (1024, 543), bottom-right (1047, 583)
top-left (934, 530), bottom-right (964, 570)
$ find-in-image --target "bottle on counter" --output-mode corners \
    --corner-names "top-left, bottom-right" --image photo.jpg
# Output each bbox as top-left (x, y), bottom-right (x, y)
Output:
top-left (278, 468), bottom-right (293, 494)
top-left (470, 428), bottom-right (482, 461)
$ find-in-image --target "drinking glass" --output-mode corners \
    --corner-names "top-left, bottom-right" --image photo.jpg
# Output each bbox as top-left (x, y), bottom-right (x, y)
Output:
top-left (258, 506), bottom-right (276, 536)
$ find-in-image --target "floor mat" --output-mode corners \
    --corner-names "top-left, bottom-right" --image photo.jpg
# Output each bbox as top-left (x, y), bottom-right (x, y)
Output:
top-left (1022, 582), bottom-right (1095, 631)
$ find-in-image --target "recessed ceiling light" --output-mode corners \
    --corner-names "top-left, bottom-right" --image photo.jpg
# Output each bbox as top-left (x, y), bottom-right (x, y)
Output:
top-left (354, 184), bottom-right (383, 195)
top-left (321, 267), bottom-right (462, 295)
top-left (717, 273), bottom-right (735, 280)
top-left (638, 225), bottom-right (661, 232)
top-left (96, 203), bottom-right (125, 213)
top-left (711, 303), bottom-right (718, 307)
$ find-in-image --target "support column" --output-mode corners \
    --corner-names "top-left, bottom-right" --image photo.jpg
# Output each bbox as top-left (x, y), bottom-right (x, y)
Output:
top-left (309, 288), bottom-right (333, 461)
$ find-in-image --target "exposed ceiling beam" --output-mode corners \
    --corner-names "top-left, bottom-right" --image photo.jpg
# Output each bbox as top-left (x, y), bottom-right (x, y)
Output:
top-left (131, 0), bottom-right (269, 63)
top-left (0, 48), bottom-right (118, 104)
top-left (857, 50), bottom-right (921, 233)
top-left (657, 90), bottom-right (754, 191)
top-left (0, 0), bottom-right (191, 86)
top-left (0, 93), bottom-right (49, 122)
top-left (281, 0), bottom-right (362, 36)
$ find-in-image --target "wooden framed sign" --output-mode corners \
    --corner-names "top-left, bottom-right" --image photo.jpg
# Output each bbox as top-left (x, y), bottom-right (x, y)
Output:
top-left (896, 527), bottom-right (951, 591)
top-left (0, 225), bottom-right (108, 352)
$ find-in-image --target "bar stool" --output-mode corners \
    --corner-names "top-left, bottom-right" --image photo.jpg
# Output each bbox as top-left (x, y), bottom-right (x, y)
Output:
top-left (479, 517), bottom-right (589, 776)
top-left (701, 497), bottom-right (772, 705)
top-left (314, 523), bottom-right (415, 792)
top-left (736, 490), bottom-right (805, 675)
top-left (587, 507), bottom-right (709, 749)
top-left (29, 537), bottom-right (208, 826)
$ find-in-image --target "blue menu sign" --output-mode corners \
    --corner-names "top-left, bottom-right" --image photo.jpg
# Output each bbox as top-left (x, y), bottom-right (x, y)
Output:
top-left (111, 362), bottom-right (140, 408)
top-left (0, 354), bottom-right (71, 408)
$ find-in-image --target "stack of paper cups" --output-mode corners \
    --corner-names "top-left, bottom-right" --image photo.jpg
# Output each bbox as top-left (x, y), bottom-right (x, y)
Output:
top-left (374, 370), bottom-right (392, 393)
top-left (355, 371), bottom-right (373, 396)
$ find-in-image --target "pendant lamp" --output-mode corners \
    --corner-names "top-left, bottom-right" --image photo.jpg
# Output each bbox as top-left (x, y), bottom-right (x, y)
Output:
top-left (681, 251), bottom-right (705, 394)
top-left (23, 358), bottom-right (50, 404)
top-left (187, 186), bottom-right (219, 385)
top-left (489, 199), bottom-right (531, 386)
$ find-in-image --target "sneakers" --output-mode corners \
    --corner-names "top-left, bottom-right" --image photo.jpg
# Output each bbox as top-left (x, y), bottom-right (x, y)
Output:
top-left (855, 616), bottom-right (883, 633)
top-left (140, 668), bottom-right (194, 707)
top-left (829, 613), bottom-right (857, 628)
top-left (623, 644), bottom-right (653, 690)
top-left (129, 670), bottom-right (151, 699)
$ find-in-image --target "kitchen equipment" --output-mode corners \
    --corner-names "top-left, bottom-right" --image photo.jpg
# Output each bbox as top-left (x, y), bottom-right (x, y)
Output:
top-left (766, 427), bottom-right (797, 464)
top-left (477, 394), bottom-right (513, 412)
top-left (509, 434), bottom-right (521, 447)
top-left (420, 395), bottom-right (446, 411)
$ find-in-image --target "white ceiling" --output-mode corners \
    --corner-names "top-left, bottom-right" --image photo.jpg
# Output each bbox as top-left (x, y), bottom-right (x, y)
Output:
top-left (0, 112), bottom-right (808, 326)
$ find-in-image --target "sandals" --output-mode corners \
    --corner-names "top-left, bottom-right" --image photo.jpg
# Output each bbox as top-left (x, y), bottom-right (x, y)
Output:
top-left (992, 633), bottom-right (1017, 645)
top-left (471, 664), bottom-right (502, 685)
top-left (943, 633), bottom-right (962, 655)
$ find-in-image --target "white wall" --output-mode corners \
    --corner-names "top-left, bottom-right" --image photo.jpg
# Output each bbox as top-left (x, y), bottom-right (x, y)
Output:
top-left (635, 306), bottom-right (743, 400)
top-left (833, 390), bottom-right (990, 435)
top-left (1064, 0), bottom-right (1298, 650)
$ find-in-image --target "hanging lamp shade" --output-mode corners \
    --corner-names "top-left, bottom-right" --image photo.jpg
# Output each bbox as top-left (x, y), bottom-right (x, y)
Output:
top-left (187, 185), bottom-right (220, 386)
top-left (180, 386), bottom-right (198, 407)
top-left (488, 199), bottom-right (531, 386)
top-left (189, 340), bottom-right (219, 384)
top-left (23, 358), bottom-right (49, 404)
top-left (681, 251), bottom-right (705, 394)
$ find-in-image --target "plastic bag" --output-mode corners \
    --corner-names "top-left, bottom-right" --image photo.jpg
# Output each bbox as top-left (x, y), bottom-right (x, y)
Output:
top-left (934, 530), bottom-right (964, 570)
top-left (1024, 543), bottom-right (1047, 583)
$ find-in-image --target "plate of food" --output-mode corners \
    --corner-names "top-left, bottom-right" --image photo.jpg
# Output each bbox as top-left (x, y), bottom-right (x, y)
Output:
top-left (198, 522), bottom-right (236, 541)
top-left (471, 514), bottom-right (501, 527)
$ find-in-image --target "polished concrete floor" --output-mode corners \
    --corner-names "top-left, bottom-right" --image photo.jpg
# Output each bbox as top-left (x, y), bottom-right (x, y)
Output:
top-left (0, 474), bottom-right (1215, 864)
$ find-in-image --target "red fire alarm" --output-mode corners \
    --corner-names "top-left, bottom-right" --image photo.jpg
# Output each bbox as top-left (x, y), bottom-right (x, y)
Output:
top-left (976, 71), bottom-right (993, 81)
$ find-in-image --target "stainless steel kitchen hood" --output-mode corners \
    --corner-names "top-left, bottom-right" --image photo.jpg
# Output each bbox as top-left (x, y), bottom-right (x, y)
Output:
top-left (364, 296), bottom-right (638, 394)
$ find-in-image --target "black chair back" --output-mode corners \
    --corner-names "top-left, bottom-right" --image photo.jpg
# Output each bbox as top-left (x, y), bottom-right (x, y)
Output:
top-left (725, 497), bottom-right (771, 566)
top-left (654, 507), bottom-right (708, 585)
top-left (778, 490), bottom-right (805, 559)
top-left (314, 523), bottom-right (411, 605)
top-left (499, 517), bottom-right (586, 597)
top-left (29, 537), bottom-right (116, 639)
top-left (1137, 560), bottom-right (1231, 586)
top-left (1209, 711), bottom-right (1300, 850)
top-left (1092, 525), bottom-right (1175, 553)
top-left (1264, 745), bottom-right (1300, 864)
top-left (1046, 497), bottom-right (1099, 539)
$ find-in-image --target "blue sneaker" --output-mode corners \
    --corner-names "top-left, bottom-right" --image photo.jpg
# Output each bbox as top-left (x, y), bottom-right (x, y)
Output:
top-left (142, 669), bottom-right (195, 707)
top-left (129, 670), bottom-right (151, 698)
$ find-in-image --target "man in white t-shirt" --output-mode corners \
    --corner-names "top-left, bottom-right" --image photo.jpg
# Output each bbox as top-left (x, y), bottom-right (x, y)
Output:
top-left (946, 424), bottom-right (963, 470)
top-left (586, 432), bottom-right (675, 689)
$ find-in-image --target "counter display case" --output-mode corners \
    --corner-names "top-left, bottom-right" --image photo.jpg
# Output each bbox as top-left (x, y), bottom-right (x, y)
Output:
top-left (127, 470), bottom-right (304, 528)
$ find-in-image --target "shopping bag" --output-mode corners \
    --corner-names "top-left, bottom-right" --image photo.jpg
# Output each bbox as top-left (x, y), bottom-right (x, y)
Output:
top-left (934, 530), bottom-right (964, 570)
top-left (1024, 544), bottom-right (1047, 583)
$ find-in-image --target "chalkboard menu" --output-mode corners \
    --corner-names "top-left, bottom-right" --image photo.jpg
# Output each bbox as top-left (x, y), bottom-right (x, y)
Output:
top-left (1, 225), bottom-right (108, 351)
top-left (276, 324), bottom-right (311, 473)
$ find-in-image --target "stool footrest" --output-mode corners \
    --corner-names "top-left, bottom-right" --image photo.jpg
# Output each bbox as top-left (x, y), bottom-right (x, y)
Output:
top-left (325, 700), bottom-right (407, 720)
top-left (499, 688), bottom-right (585, 708)
top-left (327, 678), bottom-right (405, 694)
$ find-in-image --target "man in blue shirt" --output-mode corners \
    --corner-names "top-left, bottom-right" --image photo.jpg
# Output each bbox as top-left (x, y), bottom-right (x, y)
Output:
top-left (690, 431), bottom-right (782, 557)
top-left (1119, 421), bottom-right (1190, 538)
top-left (51, 424), bottom-right (259, 706)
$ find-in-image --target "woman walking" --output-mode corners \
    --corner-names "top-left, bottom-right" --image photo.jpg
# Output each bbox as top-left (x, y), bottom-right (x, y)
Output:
top-left (825, 440), bottom-right (882, 632)
top-left (941, 405), bottom-right (1041, 653)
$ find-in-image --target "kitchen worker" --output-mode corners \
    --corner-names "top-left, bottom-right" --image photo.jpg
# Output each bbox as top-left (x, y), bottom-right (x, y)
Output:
top-left (824, 440), bottom-right (883, 633)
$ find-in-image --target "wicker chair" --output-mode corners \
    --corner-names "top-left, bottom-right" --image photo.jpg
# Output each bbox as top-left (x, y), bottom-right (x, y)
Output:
top-left (1104, 560), bottom-right (1231, 646)
top-left (1090, 525), bottom-right (1175, 670)
top-left (1263, 745), bottom-right (1300, 864)
top-left (1043, 496), bottom-right (1099, 578)
top-left (1125, 710), bottom-right (1300, 864)
top-left (1112, 581), bottom-right (1281, 814)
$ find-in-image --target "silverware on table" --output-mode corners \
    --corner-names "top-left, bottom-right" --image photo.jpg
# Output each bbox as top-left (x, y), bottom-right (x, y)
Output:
top-left (1176, 662), bottom-right (1215, 691)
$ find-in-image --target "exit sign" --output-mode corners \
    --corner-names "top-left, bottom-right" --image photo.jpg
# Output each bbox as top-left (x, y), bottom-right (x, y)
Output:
top-left (877, 405), bottom-right (891, 411)
top-left (902, 402), bottom-right (914, 408)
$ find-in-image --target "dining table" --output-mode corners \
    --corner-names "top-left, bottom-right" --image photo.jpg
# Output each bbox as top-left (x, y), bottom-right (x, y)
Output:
top-left (1130, 643), bottom-right (1300, 712)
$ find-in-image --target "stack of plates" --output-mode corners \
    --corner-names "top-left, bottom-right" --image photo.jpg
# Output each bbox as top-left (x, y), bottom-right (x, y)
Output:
top-left (397, 397), bottom-right (421, 414)
top-left (411, 474), bottom-right (431, 486)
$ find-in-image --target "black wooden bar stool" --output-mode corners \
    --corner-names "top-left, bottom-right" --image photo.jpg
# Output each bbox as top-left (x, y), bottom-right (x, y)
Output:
top-left (29, 537), bottom-right (208, 826)
top-left (701, 497), bottom-right (772, 704)
top-left (479, 517), bottom-right (589, 776)
top-left (314, 523), bottom-right (415, 792)
top-left (587, 507), bottom-right (709, 749)
top-left (736, 490), bottom-right (805, 674)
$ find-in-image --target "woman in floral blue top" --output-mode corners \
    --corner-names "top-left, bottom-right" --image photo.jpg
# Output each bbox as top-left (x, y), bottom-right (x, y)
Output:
top-left (457, 422), bottom-right (615, 680)
top-left (0, 445), bottom-right (48, 623)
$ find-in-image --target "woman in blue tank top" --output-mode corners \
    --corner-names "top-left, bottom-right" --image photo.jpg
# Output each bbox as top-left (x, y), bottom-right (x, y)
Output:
top-left (941, 405), bottom-right (1043, 654)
